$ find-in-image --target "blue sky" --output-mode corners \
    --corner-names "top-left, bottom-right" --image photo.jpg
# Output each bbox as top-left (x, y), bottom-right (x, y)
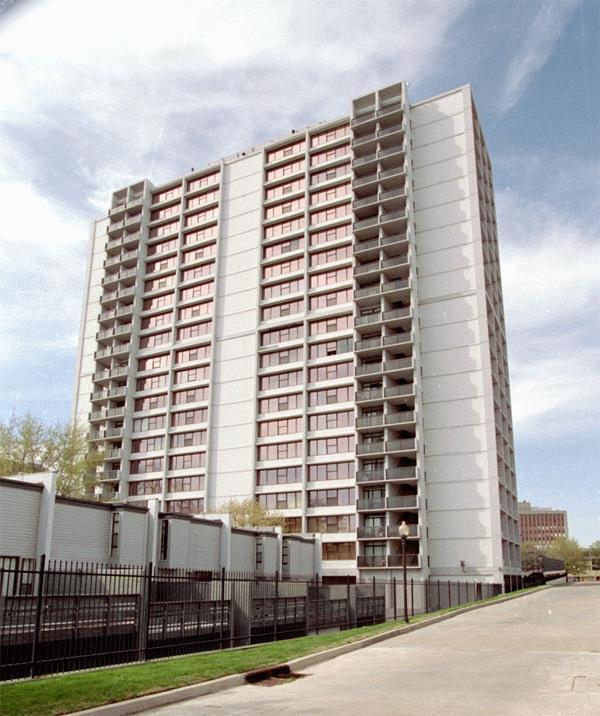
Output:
top-left (0, 0), bottom-right (598, 545)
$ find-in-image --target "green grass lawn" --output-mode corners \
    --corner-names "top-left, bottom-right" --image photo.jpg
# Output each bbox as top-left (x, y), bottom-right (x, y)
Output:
top-left (0, 586), bottom-right (545, 716)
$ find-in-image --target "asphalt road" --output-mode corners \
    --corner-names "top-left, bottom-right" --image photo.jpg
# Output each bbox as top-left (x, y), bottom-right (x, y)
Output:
top-left (146, 585), bottom-right (600, 716)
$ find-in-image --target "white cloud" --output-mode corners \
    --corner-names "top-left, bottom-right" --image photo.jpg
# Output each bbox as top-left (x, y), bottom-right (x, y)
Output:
top-left (497, 187), bottom-right (600, 441)
top-left (498, 0), bottom-right (580, 111)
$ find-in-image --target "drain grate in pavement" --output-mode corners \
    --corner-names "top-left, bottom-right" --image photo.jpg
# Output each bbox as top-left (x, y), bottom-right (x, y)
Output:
top-left (245, 664), bottom-right (309, 687)
top-left (571, 676), bottom-right (600, 692)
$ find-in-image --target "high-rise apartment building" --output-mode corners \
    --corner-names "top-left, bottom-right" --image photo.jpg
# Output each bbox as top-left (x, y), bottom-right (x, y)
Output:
top-left (518, 501), bottom-right (568, 548)
top-left (73, 82), bottom-right (520, 586)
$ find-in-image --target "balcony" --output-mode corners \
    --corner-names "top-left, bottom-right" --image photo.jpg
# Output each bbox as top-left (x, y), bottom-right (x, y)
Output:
top-left (357, 555), bottom-right (387, 568)
top-left (351, 108), bottom-right (376, 127)
top-left (107, 407), bottom-right (125, 419)
top-left (385, 410), bottom-right (415, 426)
top-left (98, 470), bottom-right (121, 481)
top-left (356, 363), bottom-right (383, 378)
top-left (357, 498), bottom-right (386, 511)
top-left (356, 441), bottom-right (385, 456)
top-left (356, 467), bottom-right (417, 484)
top-left (387, 554), bottom-right (420, 568)
top-left (382, 307), bottom-right (411, 322)
top-left (355, 387), bottom-right (383, 403)
top-left (377, 99), bottom-right (403, 117)
top-left (387, 495), bottom-right (418, 509)
top-left (356, 469), bottom-right (384, 483)
top-left (355, 312), bottom-right (381, 328)
top-left (384, 384), bottom-right (414, 398)
top-left (105, 448), bottom-right (122, 459)
top-left (357, 526), bottom-right (386, 539)
top-left (387, 523), bottom-right (419, 539)
top-left (386, 438), bottom-right (417, 453)
top-left (382, 332), bottom-right (412, 349)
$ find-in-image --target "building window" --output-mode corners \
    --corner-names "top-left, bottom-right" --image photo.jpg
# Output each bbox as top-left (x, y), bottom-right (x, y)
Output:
top-left (159, 520), bottom-right (169, 561)
top-left (110, 513), bottom-right (120, 557)
top-left (322, 542), bottom-right (355, 560)
top-left (256, 538), bottom-right (263, 568)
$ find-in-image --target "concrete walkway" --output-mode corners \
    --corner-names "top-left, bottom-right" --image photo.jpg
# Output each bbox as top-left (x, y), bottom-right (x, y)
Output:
top-left (146, 585), bottom-right (600, 715)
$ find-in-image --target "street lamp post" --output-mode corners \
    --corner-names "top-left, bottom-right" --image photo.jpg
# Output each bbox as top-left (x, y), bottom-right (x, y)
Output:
top-left (399, 520), bottom-right (410, 623)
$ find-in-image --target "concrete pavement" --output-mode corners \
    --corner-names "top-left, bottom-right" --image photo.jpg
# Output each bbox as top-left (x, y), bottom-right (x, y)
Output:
top-left (145, 585), bottom-right (600, 716)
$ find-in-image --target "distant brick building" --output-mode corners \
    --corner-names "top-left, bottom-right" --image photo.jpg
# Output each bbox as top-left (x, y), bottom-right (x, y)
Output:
top-left (518, 501), bottom-right (568, 547)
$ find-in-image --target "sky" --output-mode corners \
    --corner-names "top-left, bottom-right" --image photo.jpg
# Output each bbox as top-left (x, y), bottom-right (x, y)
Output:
top-left (0, 0), bottom-right (598, 545)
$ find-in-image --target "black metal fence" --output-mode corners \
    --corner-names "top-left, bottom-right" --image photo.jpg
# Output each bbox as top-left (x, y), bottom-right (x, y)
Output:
top-left (0, 556), bottom-right (502, 681)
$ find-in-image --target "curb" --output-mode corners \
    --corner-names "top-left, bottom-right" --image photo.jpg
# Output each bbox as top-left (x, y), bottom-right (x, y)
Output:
top-left (73, 586), bottom-right (548, 715)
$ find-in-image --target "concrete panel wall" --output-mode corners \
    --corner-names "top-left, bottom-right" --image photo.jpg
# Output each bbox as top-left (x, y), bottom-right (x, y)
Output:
top-left (230, 531), bottom-right (256, 572)
top-left (50, 502), bottom-right (111, 562)
top-left (207, 152), bottom-right (262, 510)
top-left (412, 87), bottom-right (500, 579)
top-left (117, 510), bottom-right (148, 565)
top-left (0, 483), bottom-right (41, 558)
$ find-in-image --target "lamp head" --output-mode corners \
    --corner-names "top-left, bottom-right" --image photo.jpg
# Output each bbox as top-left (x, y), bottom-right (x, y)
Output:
top-left (399, 520), bottom-right (410, 538)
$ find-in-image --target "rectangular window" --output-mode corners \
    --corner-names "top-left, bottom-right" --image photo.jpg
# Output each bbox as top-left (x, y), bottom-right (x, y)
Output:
top-left (257, 441), bottom-right (302, 461)
top-left (262, 257), bottom-right (303, 279)
top-left (309, 266), bottom-right (352, 288)
top-left (310, 124), bottom-right (349, 147)
top-left (308, 361), bottom-right (352, 383)
top-left (131, 436), bottom-right (164, 453)
top-left (128, 479), bottom-right (162, 496)
top-left (110, 513), bottom-right (120, 556)
top-left (308, 410), bottom-right (353, 431)
top-left (260, 324), bottom-right (303, 347)
top-left (310, 145), bottom-right (349, 167)
top-left (176, 321), bottom-right (212, 341)
top-left (179, 280), bottom-right (214, 302)
top-left (258, 417), bottom-right (303, 437)
top-left (186, 188), bottom-right (219, 210)
top-left (258, 392), bottom-right (302, 414)
top-left (152, 185), bottom-right (182, 204)
top-left (266, 140), bottom-right (306, 164)
top-left (167, 475), bottom-right (204, 492)
top-left (138, 354), bottom-right (170, 371)
top-left (310, 162), bottom-right (351, 187)
top-left (141, 312), bottom-right (173, 330)
top-left (308, 385), bottom-right (352, 406)
top-left (265, 158), bottom-right (305, 182)
top-left (308, 488), bottom-right (355, 507)
top-left (308, 337), bottom-right (352, 359)
top-left (134, 393), bottom-right (168, 411)
top-left (181, 243), bottom-right (216, 264)
top-left (263, 237), bottom-right (304, 260)
top-left (307, 462), bottom-right (355, 482)
top-left (263, 217), bottom-right (305, 240)
top-left (257, 492), bottom-right (302, 510)
top-left (308, 435), bottom-right (354, 456)
top-left (130, 457), bottom-right (164, 474)
top-left (261, 299), bottom-right (303, 322)
top-left (307, 514), bottom-right (355, 533)
top-left (169, 452), bottom-right (206, 470)
top-left (175, 344), bottom-right (212, 364)
top-left (183, 224), bottom-right (218, 246)
top-left (309, 243), bottom-right (351, 267)
top-left (255, 538), bottom-right (263, 567)
top-left (309, 288), bottom-right (352, 310)
top-left (170, 430), bottom-right (207, 448)
top-left (165, 498), bottom-right (204, 514)
top-left (259, 370), bottom-right (302, 391)
top-left (309, 224), bottom-right (352, 248)
top-left (262, 278), bottom-right (304, 300)
top-left (145, 275), bottom-right (175, 293)
top-left (264, 197), bottom-right (304, 220)
top-left (174, 365), bottom-right (210, 384)
top-left (309, 314), bottom-right (352, 336)
top-left (322, 542), bottom-right (356, 560)
top-left (180, 262), bottom-right (214, 282)
top-left (172, 387), bottom-right (209, 405)
top-left (178, 300), bottom-right (213, 321)
top-left (187, 173), bottom-right (219, 192)
top-left (132, 414), bottom-right (166, 432)
top-left (171, 408), bottom-right (208, 426)
top-left (260, 347), bottom-right (303, 368)
top-left (147, 238), bottom-right (178, 257)
top-left (283, 517), bottom-right (302, 533)
top-left (143, 293), bottom-right (174, 311)
top-left (256, 466), bottom-right (302, 485)
top-left (265, 177), bottom-right (305, 200)
top-left (310, 203), bottom-right (351, 226)
top-left (149, 220), bottom-right (179, 239)
top-left (184, 206), bottom-right (218, 228)
top-left (150, 203), bottom-right (180, 222)
top-left (159, 520), bottom-right (169, 559)
top-left (310, 182), bottom-right (350, 206)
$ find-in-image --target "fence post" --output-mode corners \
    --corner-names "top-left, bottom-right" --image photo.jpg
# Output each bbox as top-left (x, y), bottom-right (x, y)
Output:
top-left (458, 580), bottom-right (461, 605)
top-left (138, 562), bottom-right (153, 662)
top-left (219, 567), bottom-right (226, 650)
top-left (425, 578), bottom-right (429, 613)
top-left (314, 572), bottom-right (320, 635)
top-left (273, 570), bottom-right (279, 642)
top-left (392, 576), bottom-right (397, 621)
top-left (437, 579), bottom-right (440, 611)
top-left (448, 579), bottom-right (451, 608)
top-left (346, 574), bottom-right (351, 631)
top-left (29, 554), bottom-right (46, 678)
top-left (372, 576), bottom-right (376, 625)
top-left (410, 578), bottom-right (414, 617)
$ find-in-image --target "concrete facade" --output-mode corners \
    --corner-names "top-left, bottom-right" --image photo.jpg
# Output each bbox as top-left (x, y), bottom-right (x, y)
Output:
top-left (72, 81), bottom-right (520, 584)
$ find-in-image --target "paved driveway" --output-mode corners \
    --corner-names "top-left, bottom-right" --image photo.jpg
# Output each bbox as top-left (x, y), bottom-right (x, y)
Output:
top-left (147, 585), bottom-right (600, 715)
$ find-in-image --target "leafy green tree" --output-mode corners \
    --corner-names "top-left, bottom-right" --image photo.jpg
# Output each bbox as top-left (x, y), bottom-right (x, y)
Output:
top-left (546, 537), bottom-right (587, 576)
top-left (0, 413), bottom-right (101, 497)
top-left (520, 541), bottom-right (544, 572)
top-left (218, 498), bottom-right (286, 529)
top-left (588, 540), bottom-right (600, 558)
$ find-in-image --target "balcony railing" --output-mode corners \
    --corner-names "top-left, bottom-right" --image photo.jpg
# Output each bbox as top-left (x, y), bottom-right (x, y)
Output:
top-left (356, 442), bottom-right (385, 455)
top-left (385, 410), bottom-right (415, 425)
top-left (386, 438), bottom-right (417, 452)
top-left (356, 470), bottom-right (385, 483)
top-left (355, 337), bottom-right (383, 351)
top-left (382, 278), bottom-right (410, 293)
top-left (387, 554), bottom-right (420, 568)
top-left (355, 312), bottom-right (381, 327)
top-left (384, 384), bottom-right (414, 398)
top-left (382, 307), bottom-right (411, 321)
top-left (387, 495), bottom-right (418, 509)
top-left (356, 363), bottom-right (383, 377)
top-left (357, 498), bottom-right (386, 511)
top-left (357, 526), bottom-right (386, 539)
top-left (377, 100), bottom-right (403, 116)
top-left (357, 555), bottom-right (387, 568)
top-left (353, 216), bottom-right (379, 231)
top-left (356, 388), bottom-right (383, 402)
top-left (383, 358), bottom-right (413, 372)
top-left (356, 467), bottom-right (417, 483)
top-left (383, 332), bottom-right (412, 347)
top-left (387, 524), bottom-right (419, 538)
